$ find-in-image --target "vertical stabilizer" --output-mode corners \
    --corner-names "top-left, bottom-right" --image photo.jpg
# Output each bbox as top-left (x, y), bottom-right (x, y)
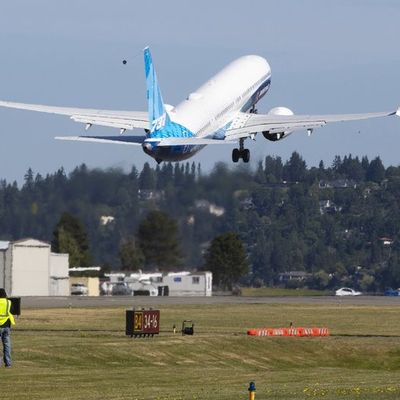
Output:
top-left (144, 47), bottom-right (169, 134)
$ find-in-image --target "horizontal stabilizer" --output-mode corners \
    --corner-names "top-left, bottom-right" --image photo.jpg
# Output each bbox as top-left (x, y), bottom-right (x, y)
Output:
top-left (55, 135), bottom-right (146, 145)
top-left (154, 137), bottom-right (236, 146)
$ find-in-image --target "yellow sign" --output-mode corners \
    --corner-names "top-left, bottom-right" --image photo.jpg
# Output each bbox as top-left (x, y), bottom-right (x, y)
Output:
top-left (134, 311), bottom-right (143, 331)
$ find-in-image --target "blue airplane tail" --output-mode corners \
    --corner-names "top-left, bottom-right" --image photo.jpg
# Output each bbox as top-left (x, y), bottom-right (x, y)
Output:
top-left (143, 47), bottom-right (194, 140)
top-left (144, 47), bottom-right (170, 135)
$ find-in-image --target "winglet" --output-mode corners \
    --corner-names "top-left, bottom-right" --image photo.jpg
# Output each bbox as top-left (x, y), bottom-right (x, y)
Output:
top-left (143, 47), bottom-right (169, 134)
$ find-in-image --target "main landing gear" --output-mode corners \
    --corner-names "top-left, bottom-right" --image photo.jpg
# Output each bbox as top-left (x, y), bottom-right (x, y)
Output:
top-left (249, 105), bottom-right (258, 114)
top-left (232, 139), bottom-right (250, 163)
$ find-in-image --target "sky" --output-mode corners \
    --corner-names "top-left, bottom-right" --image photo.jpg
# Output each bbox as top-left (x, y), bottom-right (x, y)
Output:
top-left (0, 0), bottom-right (399, 183)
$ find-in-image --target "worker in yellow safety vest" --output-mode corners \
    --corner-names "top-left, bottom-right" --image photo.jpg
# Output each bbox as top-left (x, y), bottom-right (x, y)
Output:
top-left (0, 288), bottom-right (15, 368)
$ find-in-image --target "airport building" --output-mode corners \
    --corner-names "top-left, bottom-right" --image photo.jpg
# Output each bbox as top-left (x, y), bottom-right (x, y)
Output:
top-left (0, 238), bottom-right (69, 296)
top-left (161, 272), bottom-right (212, 296)
top-left (124, 271), bottom-right (213, 296)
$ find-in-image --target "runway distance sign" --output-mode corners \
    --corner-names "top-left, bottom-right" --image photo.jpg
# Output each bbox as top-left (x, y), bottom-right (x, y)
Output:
top-left (126, 309), bottom-right (160, 337)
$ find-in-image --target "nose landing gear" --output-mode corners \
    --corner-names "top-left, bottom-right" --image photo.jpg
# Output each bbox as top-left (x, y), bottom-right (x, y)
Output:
top-left (232, 139), bottom-right (250, 163)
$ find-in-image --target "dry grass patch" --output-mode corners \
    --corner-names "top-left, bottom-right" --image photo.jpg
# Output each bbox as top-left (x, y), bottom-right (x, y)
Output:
top-left (1, 302), bottom-right (400, 399)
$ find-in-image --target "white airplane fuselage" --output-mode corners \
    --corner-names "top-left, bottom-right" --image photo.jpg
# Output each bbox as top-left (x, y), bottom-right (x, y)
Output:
top-left (2, 46), bottom-right (396, 163)
top-left (142, 55), bottom-right (272, 162)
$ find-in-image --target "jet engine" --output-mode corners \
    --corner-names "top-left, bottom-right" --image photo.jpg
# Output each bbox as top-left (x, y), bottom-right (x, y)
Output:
top-left (262, 106), bottom-right (294, 141)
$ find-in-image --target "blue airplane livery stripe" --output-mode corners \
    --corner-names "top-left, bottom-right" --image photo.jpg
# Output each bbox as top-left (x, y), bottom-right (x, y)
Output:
top-left (150, 120), bottom-right (195, 139)
top-left (240, 77), bottom-right (271, 113)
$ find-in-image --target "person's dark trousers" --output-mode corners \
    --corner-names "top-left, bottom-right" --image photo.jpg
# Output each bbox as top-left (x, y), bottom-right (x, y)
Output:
top-left (0, 327), bottom-right (11, 367)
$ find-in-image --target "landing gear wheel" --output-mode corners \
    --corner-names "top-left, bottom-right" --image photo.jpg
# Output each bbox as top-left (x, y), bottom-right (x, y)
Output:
top-left (249, 106), bottom-right (258, 114)
top-left (232, 148), bottom-right (240, 163)
top-left (242, 149), bottom-right (250, 163)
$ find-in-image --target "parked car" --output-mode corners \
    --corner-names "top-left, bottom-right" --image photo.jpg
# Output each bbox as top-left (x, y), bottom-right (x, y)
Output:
top-left (384, 288), bottom-right (400, 296)
top-left (71, 283), bottom-right (88, 296)
top-left (111, 282), bottom-right (131, 296)
top-left (335, 287), bottom-right (362, 296)
top-left (132, 284), bottom-right (158, 296)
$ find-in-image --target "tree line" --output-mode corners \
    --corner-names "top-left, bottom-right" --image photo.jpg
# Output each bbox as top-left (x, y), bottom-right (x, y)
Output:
top-left (0, 153), bottom-right (399, 290)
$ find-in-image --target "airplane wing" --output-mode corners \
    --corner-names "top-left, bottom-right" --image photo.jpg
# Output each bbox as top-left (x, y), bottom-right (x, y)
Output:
top-left (56, 136), bottom-right (235, 146)
top-left (0, 100), bottom-right (149, 131)
top-left (225, 108), bottom-right (400, 140)
top-left (55, 135), bottom-right (146, 145)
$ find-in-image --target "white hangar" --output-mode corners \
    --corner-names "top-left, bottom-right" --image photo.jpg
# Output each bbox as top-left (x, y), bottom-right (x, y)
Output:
top-left (0, 238), bottom-right (69, 296)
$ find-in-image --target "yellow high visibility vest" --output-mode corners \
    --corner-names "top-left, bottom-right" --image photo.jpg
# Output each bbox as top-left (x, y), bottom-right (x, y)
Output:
top-left (0, 298), bottom-right (15, 326)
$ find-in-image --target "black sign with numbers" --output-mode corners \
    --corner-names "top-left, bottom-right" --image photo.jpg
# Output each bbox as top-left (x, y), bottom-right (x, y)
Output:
top-left (126, 309), bottom-right (160, 337)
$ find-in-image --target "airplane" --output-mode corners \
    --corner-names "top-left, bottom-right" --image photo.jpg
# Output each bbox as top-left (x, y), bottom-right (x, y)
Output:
top-left (0, 47), bottom-right (399, 164)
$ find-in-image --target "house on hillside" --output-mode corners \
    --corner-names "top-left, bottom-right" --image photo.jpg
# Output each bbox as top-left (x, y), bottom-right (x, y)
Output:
top-left (138, 189), bottom-right (164, 201)
top-left (379, 237), bottom-right (394, 247)
top-left (319, 179), bottom-right (357, 189)
top-left (100, 215), bottom-right (115, 226)
top-left (194, 200), bottom-right (225, 217)
top-left (278, 271), bottom-right (311, 283)
top-left (319, 199), bottom-right (342, 215)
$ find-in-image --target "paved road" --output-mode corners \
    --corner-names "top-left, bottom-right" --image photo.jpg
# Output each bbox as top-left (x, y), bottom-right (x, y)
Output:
top-left (19, 295), bottom-right (400, 309)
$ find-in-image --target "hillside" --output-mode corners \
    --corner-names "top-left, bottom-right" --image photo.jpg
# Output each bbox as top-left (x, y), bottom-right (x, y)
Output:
top-left (0, 152), bottom-right (399, 290)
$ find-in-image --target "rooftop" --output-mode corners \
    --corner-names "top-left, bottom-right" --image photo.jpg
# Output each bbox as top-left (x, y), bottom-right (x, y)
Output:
top-left (0, 241), bottom-right (10, 250)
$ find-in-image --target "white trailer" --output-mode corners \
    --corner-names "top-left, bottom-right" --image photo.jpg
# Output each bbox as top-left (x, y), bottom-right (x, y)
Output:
top-left (162, 272), bottom-right (212, 296)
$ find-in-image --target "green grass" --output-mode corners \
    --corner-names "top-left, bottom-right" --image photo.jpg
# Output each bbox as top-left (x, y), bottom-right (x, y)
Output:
top-left (2, 302), bottom-right (400, 399)
top-left (240, 287), bottom-right (329, 296)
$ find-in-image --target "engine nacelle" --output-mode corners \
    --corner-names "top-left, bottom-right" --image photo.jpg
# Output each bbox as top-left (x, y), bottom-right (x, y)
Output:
top-left (262, 107), bottom-right (294, 141)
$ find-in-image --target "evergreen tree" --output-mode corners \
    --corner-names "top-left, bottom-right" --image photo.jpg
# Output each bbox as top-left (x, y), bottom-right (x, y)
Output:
top-left (174, 163), bottom-right (185, 187)
top-left (265, 155), bottom-right (283, 182)
top-left (250, 232), bottom-right (273, 284)
top-left (255, 161), bottom-right (266, 184)
top-left (23, 168), bottom-right (34, 190)
top-left (137, 210), bottom-right (182, 270)
top-left (157, 162), bottom-right (174, 189)
top-left (204, 232), bottom-right (249, 290)
top-left (139, 162), bottom-right (156, 190)
top-left (191, 162), bottom-right (196, 179)
top-left (367, 157), bottom-right (385, 183)
top-left (52, 212), bottom-right (91, 268)
top-left (283, 152), bottom-right (307, 182)
top-left (332, 155), bottom-right (342, 173)
top-left (361, 156), bottom-right (370, 177)
top-left (119, 238), bottom-right (144, 269)
top-left (56, 227), bottom-right (83, 268)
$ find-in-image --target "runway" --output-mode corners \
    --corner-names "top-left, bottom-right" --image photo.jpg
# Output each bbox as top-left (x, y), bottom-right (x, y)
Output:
top-left (20, 295), bottom-right (400, 309)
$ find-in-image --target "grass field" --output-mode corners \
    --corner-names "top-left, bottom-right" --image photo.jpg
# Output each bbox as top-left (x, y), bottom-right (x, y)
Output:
top-left (2, 301), bottom-right (400, 399)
